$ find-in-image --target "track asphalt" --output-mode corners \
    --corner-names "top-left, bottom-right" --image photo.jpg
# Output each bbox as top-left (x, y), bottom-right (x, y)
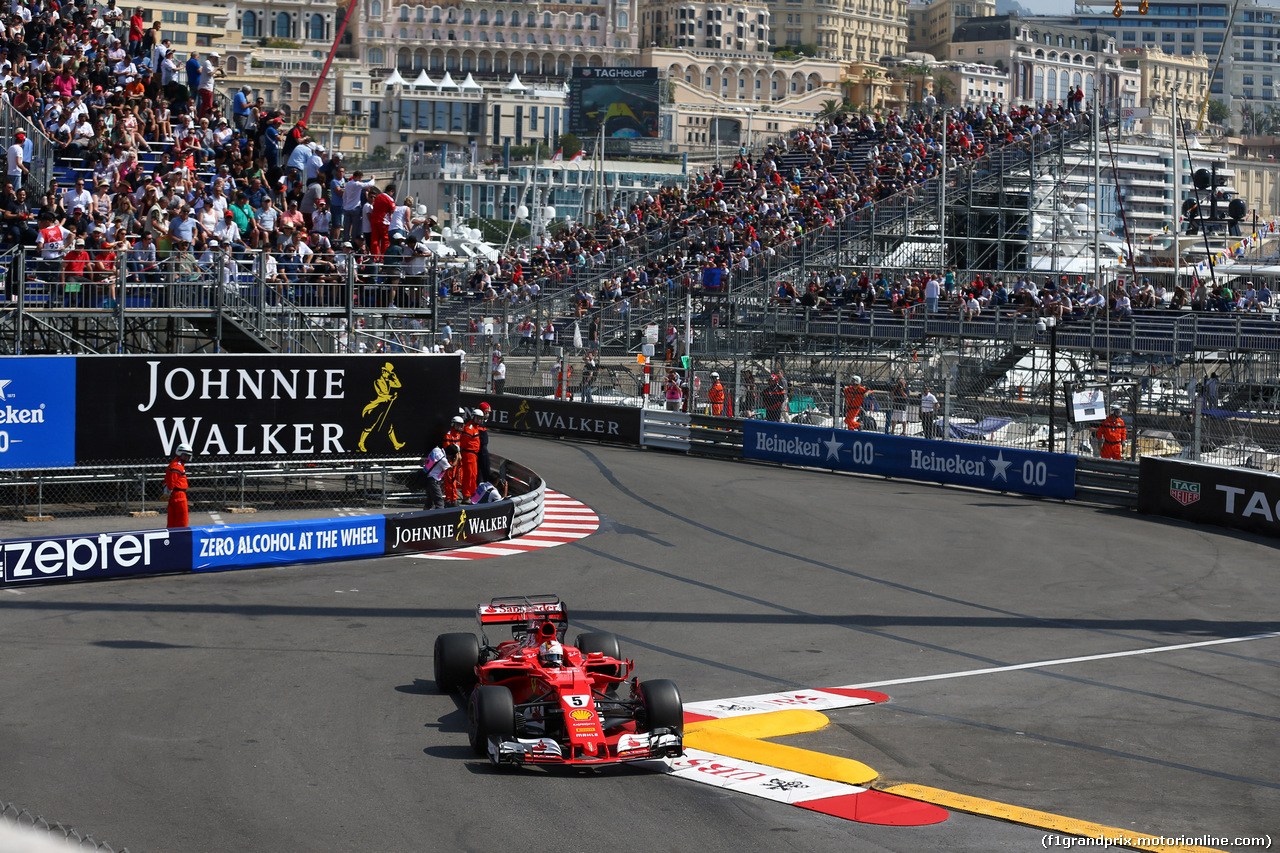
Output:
top-left (1, 433), bottom-right (1276, 852)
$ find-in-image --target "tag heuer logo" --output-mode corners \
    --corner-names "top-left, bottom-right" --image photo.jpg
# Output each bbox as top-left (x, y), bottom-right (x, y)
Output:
top-left (1170, 479), bottom-right (1201, 506)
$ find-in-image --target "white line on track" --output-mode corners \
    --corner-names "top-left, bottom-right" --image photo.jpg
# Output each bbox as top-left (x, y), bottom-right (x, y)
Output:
top-left (208, 511), bottom-right (224, 526)
top-left (839, 631), bottom-right (1280, 690)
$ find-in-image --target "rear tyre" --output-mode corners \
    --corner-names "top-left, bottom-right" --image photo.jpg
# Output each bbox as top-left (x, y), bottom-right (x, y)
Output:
top-left (433, 632), bottom-right (480, 693)
top-left (576, 632), bottom-right (623, 679)
top-left (468, 684), bottom-right (516, 758)
top-left (638, 679), bottom-right (683, 735)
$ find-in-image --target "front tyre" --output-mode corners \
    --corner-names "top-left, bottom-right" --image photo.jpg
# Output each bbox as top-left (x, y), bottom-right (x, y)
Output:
top-left (576, 632), bottom-right (623, 679)
top-left (434, 632), bottom-right (480, 693)
top-left (468, 684), bottom-right (516, 759)
top-left (638, 679), bottom-right (683, 735)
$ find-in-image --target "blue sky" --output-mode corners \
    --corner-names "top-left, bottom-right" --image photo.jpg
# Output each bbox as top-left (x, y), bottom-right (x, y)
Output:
top-left (1013, 0), bottom-right (1080, 16)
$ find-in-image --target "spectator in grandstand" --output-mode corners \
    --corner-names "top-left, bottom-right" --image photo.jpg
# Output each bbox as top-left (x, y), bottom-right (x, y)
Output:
top-left (6, 130), bottom-right (27, 190)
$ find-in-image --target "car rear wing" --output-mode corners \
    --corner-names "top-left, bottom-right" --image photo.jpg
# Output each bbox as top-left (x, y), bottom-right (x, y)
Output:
top-left (476, 595), bottom-right (569, 632)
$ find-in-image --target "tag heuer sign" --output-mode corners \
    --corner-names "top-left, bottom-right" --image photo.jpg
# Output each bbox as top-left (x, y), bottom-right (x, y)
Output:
top-left (1170, 479), bottom-right (1201, 506)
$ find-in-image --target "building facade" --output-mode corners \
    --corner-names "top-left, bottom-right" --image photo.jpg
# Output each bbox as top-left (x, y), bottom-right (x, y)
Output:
top-left (765, 0), bottom-right (910, 67)
top-left (950, 15), bottom-right (1137, 108)
top-left (1071, 0), bottom-right (1280, 128)
top-left (930, 60), bottom-right (1008, 106)
top-left (357, 0), bottom-right (642, 78)
top-left (640, 0), bottom-right (771, 52)
top-left (1119, 46), bottom-right (1209, 135)
top-left (906, 0), bottom-right (995, 59)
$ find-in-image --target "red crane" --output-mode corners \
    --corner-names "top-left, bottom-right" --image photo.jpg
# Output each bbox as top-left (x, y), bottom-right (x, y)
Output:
top-left (302, 0), bottom-right (361, 124)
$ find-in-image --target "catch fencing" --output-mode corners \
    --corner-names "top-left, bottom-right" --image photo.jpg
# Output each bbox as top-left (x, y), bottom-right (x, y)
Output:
top-left (1, 797), bottom-right (129, 852)
top-left (0, 455), bottom-right (534, 521)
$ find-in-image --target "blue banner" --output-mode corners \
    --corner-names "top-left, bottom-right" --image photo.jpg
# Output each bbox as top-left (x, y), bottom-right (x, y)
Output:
top-left (0, 528), bottom-right (192, 585)
top-left (191, 516), bottom-right (386, 571)
top-left (0, 357), bottom-right (77, 469)
top-left (743, 421), bottom-right (1076, 499)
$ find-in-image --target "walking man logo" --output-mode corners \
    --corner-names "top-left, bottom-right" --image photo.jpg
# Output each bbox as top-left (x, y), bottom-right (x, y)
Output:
top-left (514, 400), bottom-right (532, 430)
top-left (358, 362), bottom-right (406, 452)
top-left (455, 508), bottom-right (468, 541)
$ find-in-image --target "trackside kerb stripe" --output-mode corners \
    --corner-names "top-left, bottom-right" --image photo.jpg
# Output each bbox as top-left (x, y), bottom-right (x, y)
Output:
top-left (879, 785), bottom-right (1225, 853)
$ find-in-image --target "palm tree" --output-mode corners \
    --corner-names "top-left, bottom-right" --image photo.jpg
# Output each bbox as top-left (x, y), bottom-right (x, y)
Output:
top-left (819, 98), bottom-right (843, 121)
top-left (861, 67), bottom-right (880, 108)
top-left (932, 75), bottom-right (956, 106)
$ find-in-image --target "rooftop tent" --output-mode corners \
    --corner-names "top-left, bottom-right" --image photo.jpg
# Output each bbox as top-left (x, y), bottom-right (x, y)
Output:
top-left (504, 73), bottom-right (527, 92)
top-left (412, 69), bottom-right (435, 89)
top-left (439, 71), bottom-right (458, 89)
top-left (460, 72), bottom-right (482, 91)
top-left (382, 68), bottom-right (407, 88)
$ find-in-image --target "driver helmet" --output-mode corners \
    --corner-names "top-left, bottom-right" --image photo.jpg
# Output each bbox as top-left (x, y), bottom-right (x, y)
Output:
top-left (176, 443), bottom-right (193, 457)
top-left (539, 639), bottom-right (564, 669)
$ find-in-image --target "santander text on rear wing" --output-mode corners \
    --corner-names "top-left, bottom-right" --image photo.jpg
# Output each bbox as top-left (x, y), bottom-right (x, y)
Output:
top-left (476, 595), bottom-right (569, 633)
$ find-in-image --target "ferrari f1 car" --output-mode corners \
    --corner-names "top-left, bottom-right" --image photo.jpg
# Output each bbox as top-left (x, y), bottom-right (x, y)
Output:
top-left (433, 595), bottom-right (684, 767)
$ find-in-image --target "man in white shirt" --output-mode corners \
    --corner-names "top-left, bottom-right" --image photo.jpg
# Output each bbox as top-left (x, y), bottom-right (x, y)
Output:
top-left (920, 386), bottom-right (938, 439)
top-left (491, 354), bottom-right (506, 394)
top-left (63, 178), bottom-right (92, 212)
top-left (6, 131), bottom-right (27, 191)
top-left (420, 444), bottom-right (453, 510)
top-left (197, 52), bottom-right (222, 118)
top-left (341, 170), bottom-right (371, 243)
top-left (304, 145), bottom-right (326, 183)
top-left (213, 210), bottom-right (242, 247)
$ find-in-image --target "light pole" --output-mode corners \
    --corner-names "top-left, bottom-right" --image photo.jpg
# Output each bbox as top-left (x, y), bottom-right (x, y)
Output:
top-left (1036, 315), bottom-right (1058, 453)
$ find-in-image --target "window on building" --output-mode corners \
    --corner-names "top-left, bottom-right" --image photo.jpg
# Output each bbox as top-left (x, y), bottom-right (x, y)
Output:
top-left (367, 47), bottom-right (383, 65)
top-left (400, 6), bottom-right (409, 22)
top-left (275, 11), bottom-right (291, 38)
top-left (309, 13), bottom-right (325, 40)
top-left (241, 10), bottom-right (257, 39)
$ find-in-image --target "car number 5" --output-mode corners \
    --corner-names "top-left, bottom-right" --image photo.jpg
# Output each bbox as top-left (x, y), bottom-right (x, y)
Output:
top-left (567, 695), bottom-right (589, 707)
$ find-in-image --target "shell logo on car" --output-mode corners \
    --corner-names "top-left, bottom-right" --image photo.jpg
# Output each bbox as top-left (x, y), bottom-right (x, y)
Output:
top-left (569, 708), bottom-right (594, 721)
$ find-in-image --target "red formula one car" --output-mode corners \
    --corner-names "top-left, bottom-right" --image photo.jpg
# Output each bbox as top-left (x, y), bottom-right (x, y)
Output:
top-left (433, 595), bottom-right (685, 767)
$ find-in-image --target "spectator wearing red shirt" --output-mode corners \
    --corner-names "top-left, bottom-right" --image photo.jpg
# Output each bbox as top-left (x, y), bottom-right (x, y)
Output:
top-left (369, 184), bottom-right (396, 259)
top-left (128, 7), bottom-right (146, 56)
top-left (61, 239), bottom-right (90, 307)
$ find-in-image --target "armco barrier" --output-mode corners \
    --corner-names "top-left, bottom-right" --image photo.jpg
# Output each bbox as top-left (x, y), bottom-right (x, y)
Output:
top-left (505, 458), bottom-right (545, 537)
top-left (641, 410), bottom-right (690, 452)
top-left (742, 421), bottom-right (1077, 500)
top-left (0, 458), bottom-right (545, 586)
top-left (1139, 455), bottom-right (1280, 538)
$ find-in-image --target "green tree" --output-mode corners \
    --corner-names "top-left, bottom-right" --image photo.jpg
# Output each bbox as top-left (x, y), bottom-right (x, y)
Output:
top-left (557, 133), bottom-right (582, 159)
top-left (1206, 99), bottom-right (1230, 126)
top-left (932, 75), bottom-right (956, 106)
top-left (861, 67), bottom-right (881, 107)
top-left (819, 99), bottom-right (844, 120)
